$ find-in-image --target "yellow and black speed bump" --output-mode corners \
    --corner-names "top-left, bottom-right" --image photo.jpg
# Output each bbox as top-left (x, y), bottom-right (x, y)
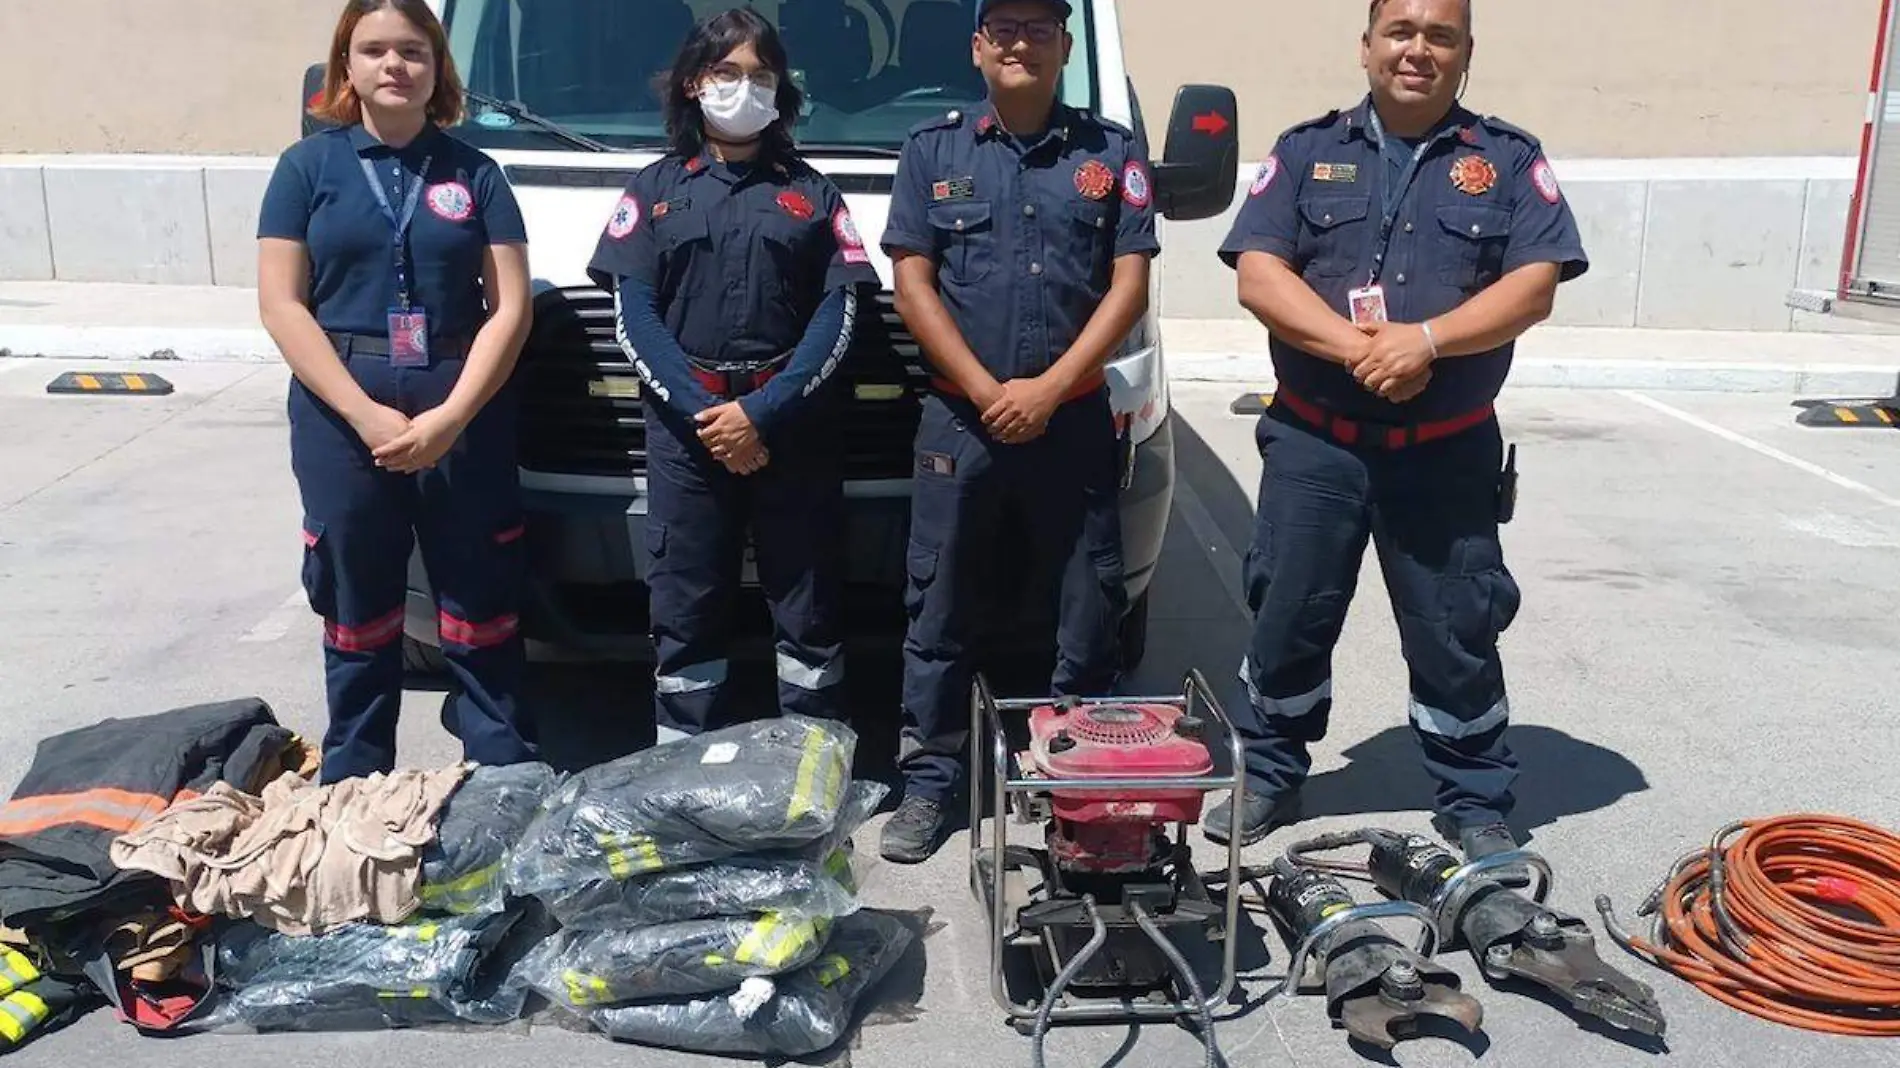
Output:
top-left (45, 371), bottom-right (174, 397)
top-left (1793, 399), bottom-right (1898, 429)
top-left (1229, 391), bottom-right (1275, 415)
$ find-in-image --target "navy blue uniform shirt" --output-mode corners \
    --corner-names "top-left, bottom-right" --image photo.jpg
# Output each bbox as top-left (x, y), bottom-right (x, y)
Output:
top-left (1220, 98), bottom-right (1589, 422)
top-left (586, 149), bottom-right (879, 369)
top-left (258, 123), bottom-right (527, 342)
top-left (881, 104), bottom-right (1160, 384)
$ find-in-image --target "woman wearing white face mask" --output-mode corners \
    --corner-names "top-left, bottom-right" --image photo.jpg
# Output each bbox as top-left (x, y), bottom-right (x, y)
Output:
top-left (586, 10), bottom-right (880, 742)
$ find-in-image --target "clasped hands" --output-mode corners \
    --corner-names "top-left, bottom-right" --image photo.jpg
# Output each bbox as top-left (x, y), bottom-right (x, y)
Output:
top-left (976, 375), bottom-right (1065, 445)
top-left (1347, 319), bottom-right (1437, 403)
top-left (695, 402), bottom-right (770, 475)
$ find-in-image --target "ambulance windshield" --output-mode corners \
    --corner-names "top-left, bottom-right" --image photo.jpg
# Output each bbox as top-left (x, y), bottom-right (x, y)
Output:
top-left (439, 0), bottom-right (1097, 152)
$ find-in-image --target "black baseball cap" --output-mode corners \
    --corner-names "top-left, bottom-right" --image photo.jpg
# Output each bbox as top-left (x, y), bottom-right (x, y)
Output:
top-left (974, 0), bottom-right (1074, 29)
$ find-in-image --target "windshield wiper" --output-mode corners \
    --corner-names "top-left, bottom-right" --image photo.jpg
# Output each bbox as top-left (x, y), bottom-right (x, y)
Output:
top-left (795, 142), bottom-right (903, 159)
top-left (464, 90), bottom-right (619, 153)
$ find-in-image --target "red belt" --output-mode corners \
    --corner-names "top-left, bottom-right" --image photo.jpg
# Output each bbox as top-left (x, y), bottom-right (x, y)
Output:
top-left (690, 365), bottom-right (778, 398)
top-left (1274, 388), bottom-right (1493, 449)
top-left (930, 370), bottom-right (1106, 406)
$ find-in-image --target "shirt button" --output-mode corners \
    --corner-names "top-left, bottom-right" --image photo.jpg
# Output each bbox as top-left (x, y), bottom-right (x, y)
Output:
top-left (1404, 221), bottom-right (1414, 233)
top-left (1322, 213), bottom-right (1333, 224)
top-left (1030, 263), bottom-right (1043, 276)
top-left (1023, 204), bottom-right (1036, 217)
top-left (1396, 273), bottom-right (1407, 284)
top-left (1471, 224), bottom-right (1482, 235)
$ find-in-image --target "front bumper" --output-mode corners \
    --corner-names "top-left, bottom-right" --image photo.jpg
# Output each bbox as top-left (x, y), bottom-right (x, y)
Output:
top-left (404, 411), bottom-right (1178, 663)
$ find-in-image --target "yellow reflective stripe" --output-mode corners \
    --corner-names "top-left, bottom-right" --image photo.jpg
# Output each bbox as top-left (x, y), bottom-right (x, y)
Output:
top-left (0, 950), bottom-right (38, 997)
top-left (736, 915), bottom-right (827, 970)
top-left (814, 953), bottom-right (851, 987)
top-left (375, 988), bottom-right (429, 999)
top-left (418, 862), bottom-right (500, 911)
top-left (0, 990), bottom-right (47, 1044)
top-left (704, 953), bottom-right (730, 967)
top-left (597, 832), bottom-right (663, 879)
top-left (787, 729), bottom-right (839, 824)
top-left (562, 970), bottom-right (612, 1006)
top-left (409, 923), bottom-right (439, 942)
top-left (764, 917), bottom-right (826, 968)
top-left (823, 849), bottom-right (857, 894)
top-left (733, 914), bottom-right (782, 966)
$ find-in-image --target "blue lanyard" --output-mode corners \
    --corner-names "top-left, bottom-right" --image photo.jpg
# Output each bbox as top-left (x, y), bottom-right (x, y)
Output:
top-left (359, 155), bottom-right (431, 311)
top-left (1365, 110), bottom-right (1432, 287)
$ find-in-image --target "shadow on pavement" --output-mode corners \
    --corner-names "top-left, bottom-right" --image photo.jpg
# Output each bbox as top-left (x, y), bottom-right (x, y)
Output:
top-left (1297, 724), bottom-right (1651, 840)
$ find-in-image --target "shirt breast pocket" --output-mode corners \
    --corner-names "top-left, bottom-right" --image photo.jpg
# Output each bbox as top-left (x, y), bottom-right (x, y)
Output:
top-left (1296, 195), bottom-right (1371, 280)
top-left (654, 209), bottom-right (711, 256)
top-left (757, 215), bottom-right (814, 292)
top-left (927, 200), bottom-right (996, 286)
top-left (1434, 204), bottom-right (1511, 290)
top-left (1066, 199), bottom-right (1114, 284)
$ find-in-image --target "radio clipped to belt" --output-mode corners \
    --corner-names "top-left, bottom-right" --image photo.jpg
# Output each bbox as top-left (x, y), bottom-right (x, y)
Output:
top-left (1497, 443), bottom-right (1518, 525)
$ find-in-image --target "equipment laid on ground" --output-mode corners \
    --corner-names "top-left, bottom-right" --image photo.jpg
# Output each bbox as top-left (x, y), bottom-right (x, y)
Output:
top-left (1360, 829), bottom-right (1667, 1037)
top-left (1261, 856), bottom-right (1480, 1049)
top-left (1262, 827), bottom-right (1667, 1050)
top-left (1598, 813), bottom-right (1900, 1037)
top-left (968, 671), bottom-right (1245, 1068)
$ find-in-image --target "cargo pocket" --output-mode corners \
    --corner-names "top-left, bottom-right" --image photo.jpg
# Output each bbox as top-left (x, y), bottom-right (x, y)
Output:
top-left (300, 519), bottom-right (336, 619)
top-left (902, 539), bottom-right (938, 622)
top-left (1443, 535), bottom-right (1520, 650)
top-left (644, 522), bottom-right (669, 578)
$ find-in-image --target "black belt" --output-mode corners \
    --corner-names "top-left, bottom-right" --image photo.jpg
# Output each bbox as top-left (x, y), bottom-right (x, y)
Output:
top-left (688, 355), bottom-right (790, 399)
top-left (326, 331), bottom-right (470, 361)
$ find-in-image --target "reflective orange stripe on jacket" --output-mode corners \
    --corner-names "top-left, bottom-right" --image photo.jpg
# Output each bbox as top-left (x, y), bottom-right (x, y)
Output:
top-left (0, 787), bottom-right (198, 837)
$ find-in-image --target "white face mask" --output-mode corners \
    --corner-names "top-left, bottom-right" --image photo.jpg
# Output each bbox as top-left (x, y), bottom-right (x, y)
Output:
top-left (696, 77), bottom-right (780, 141)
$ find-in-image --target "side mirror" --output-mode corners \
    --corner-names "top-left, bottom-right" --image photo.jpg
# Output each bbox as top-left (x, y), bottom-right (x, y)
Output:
top-left (301, 63), bottom-right (338, 139)
top-left (1152, 85), bottom-right (1239, 222)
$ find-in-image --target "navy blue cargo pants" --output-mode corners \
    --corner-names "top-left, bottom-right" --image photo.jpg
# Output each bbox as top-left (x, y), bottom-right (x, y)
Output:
top-left (899, 389), bottom-right (1128, 802)
top-left (642, 401), bottom-right (847, 735)
top-left (1232, 400), bottom-right (1521, 830)
top-left (290, 335), bottom-right (539, 784)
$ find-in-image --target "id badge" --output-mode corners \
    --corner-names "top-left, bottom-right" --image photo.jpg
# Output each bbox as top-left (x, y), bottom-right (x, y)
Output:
top-left (388, 309), bottom-right (430, 367)
top-left (1348, 285), bottom-right (1388, 326)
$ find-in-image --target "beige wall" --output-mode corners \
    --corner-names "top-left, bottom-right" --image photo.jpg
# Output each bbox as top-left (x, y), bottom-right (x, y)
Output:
top-left (1121, 0), bottom-right (1885, 160)
top-left (0, 0), bottom-right (1885, 158)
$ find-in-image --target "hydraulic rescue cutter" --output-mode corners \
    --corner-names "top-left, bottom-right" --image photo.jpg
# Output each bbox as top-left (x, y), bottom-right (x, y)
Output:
top-left (1362, 829), bottom-right (1669, 1038)
top-left (1263, 857), bottom-right (1483, 1049)
top-left (968, 671), bottom-right (1244, 1065)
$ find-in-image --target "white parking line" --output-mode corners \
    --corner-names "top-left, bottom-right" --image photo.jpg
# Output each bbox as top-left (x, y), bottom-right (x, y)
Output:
top-left (1619, 390), bottom-right (1900, 512)
top-left (239, 591), bottom-right (310, 643)
top-left (1172, 479), bottom-right (1254, 621)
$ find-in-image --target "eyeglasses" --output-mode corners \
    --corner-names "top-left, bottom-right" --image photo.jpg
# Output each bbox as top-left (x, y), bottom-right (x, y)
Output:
top-left (704, 63), bottom-right (779, 91)
top-left (981, 17), bottom-right (1064, 45)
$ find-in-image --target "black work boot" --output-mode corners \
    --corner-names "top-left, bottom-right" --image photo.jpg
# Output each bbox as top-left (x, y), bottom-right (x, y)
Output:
top-left (1434, 815), bottom-right (1531, 887)
top-left (1202, 790), bottom-right (1303, 847)
top-left (879, 794), bottom-right (952, 864)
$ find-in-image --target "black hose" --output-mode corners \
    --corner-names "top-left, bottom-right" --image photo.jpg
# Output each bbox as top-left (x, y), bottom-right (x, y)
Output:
top-left (1029, 894), bottom-right (1106, 1068)
top-left (1129, 898), bottom-right (1221, 1068)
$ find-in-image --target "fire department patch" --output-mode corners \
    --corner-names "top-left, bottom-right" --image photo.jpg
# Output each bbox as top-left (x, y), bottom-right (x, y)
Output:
top-left (1250, 156), bottom-right (1280, 197)
top-left (1449, 155), bottom-right (1498, 196)
top-left (834, 206), bottom-right (869, 265)
top-left (426, 181), bottom-right (474, 222)
top-left (1074, 159), bottom-right (1115, 201)
top-left (1532, 158), bottom-right (1562, 204)
top-left (777, 190), bottom-right (816, 220)
top-left (1121, 161), bottom-right (1151, 208)
top-left (606, 194), bottom-right (640, 239)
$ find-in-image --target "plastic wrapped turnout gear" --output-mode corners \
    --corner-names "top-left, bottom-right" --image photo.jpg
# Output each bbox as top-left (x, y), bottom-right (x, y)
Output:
top-left (199, 907), bottom-right (533, 1032)
top-left (522, 912), bottom-right (833, 1007)
top-left (578, 909), bottom-right (913, 1056)
top-left (506, 717), bottom-right (859, 899)
top-left (420, 763), bottom-right (561, 916)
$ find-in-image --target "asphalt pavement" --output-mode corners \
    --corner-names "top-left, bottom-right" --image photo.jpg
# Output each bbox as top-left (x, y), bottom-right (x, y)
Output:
top-left (1, 358), bottom-right (1898, 1068)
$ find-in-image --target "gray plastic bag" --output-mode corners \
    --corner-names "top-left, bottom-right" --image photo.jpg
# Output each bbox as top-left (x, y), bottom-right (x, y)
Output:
top-left (421, 762), bottom-right (562, 916)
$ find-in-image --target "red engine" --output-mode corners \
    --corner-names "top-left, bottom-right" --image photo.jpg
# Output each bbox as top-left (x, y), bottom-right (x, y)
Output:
top-left (1027, 699), bottom-right (1214, 874)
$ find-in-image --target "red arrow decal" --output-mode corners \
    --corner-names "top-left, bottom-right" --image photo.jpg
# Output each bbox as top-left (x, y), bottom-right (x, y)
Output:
top-left (1192, 111), bottom-right (1230, 137)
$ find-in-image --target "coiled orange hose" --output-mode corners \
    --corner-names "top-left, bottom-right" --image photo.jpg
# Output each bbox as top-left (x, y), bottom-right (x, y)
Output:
top-left (1597, 814), bottom-right (1900, 1036)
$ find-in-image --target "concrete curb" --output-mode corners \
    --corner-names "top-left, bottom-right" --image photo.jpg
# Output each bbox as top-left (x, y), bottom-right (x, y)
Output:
top-left (5, 325), bottom-right (1898, 397)
top-left (0, 326), bottom-right (278, 363)
top-left (1165, 351), bottom-right (1900, 398)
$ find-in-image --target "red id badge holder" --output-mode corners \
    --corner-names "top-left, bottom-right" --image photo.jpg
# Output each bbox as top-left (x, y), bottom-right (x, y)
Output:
top-left (388, 308), bottom-right (430, 367)
top-left (1347, 285), bottom-right (1388, 326)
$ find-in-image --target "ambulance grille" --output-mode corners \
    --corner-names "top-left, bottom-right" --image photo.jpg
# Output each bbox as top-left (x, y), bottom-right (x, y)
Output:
top-left (516, 287), bottom-right (928, 480)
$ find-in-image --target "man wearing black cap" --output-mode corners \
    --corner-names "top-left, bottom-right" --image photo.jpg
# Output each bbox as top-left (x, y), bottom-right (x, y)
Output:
top-left (877, 0), bottom-right (1160, 863)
